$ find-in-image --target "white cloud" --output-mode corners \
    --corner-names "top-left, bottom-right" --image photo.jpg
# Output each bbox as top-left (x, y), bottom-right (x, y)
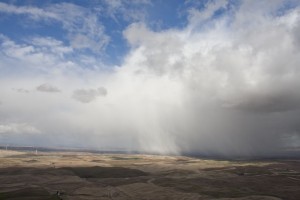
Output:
top-left (0, 123), bottom-right (40, 135)
top-left (30, 37), bottom-right (73, 56)
top-left (0, 2), bottom-right (59, 20)
top-left (103, 0), bottom-right (150, 22)
top-left (48, 3), bottom-right (109, 52)
top-left (0, 34), bottom-right (93, 76)
top-left (187, 0), bottom-right (228, 25)
top-left (0, 2), bottom-right (109, 53)
top-left (0, 0), bottom-right (300, 156)
top-left (117, 0), bottom-right (300, 155)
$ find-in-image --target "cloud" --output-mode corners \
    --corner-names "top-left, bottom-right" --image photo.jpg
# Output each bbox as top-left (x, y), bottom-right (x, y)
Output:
top-left (0, 2), bottom-right (109, 53)
top-left (49, 3), bottom-right (109, 52)
top-left (0, 2), bottom-right (58, 20)
top-left (72, 87), bottom-right (107, 103)
top-left (30, 37), bottom-right (73, 56)
top-left (0, 123), bottom-right (40, 135)
top-left (103, 0), bottom-right (150, 22)
top-left (117, 0), bottom-right (300, 155)
top-left (12, 88), bottom-right (30, 93)
top-left (222, 84), bottom-right (300, 113)
top-left (36, 83), bottom-right (60, 93)
top-left (0, 0), bottom-right (300, 157)
top-left (187, 0), bottom-right (228, 25)
top-left (0, 34), bottom-right (75, 73)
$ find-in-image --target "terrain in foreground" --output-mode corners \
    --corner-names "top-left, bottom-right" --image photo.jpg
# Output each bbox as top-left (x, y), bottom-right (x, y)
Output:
top-left (0, 150), bottom-right (299, 200)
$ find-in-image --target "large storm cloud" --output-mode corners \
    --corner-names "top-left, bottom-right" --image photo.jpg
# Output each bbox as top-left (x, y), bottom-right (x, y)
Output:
top-left (0, 0), bottom-right (299, 157)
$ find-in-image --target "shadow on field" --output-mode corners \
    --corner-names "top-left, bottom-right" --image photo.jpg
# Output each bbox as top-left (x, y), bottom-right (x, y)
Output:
top-left (0, 187), bottom-right (60, 200)
top-left (0, 166), bottom-right (148, 200)
top-left (63, 166), bottom-right (148, 178)
top-left (153, 163), bottom-right (300, 200)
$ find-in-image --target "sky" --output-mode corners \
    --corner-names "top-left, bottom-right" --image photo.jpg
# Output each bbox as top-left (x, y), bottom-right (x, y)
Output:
top-left (0, 0), bottom-right (300, 157)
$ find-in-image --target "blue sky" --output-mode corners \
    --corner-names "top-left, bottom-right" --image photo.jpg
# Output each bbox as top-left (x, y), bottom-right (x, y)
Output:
top-left (0, 0), bottom-right (300, 156)
top-left (0, 0), bottom-right (196, 65)
top-left (0, 0), bottom-right (237, 66)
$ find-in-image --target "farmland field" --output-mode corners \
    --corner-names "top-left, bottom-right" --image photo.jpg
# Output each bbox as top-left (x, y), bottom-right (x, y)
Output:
top-left (0, 150), bottom-right (299, 200)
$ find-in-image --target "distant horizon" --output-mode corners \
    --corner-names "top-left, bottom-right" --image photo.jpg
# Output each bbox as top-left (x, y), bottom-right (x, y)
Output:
top-left (1, 143), bottom-right (300, 160)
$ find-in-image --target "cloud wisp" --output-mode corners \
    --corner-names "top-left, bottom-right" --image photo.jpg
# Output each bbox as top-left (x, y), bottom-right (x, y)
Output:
top-left (36, 83), bottom-right (61, 93)
top-left (0, 0), bottom-right (300, 157)
top-left (0, 2), bottom-right (108, 53)
top-left (72, 87), bottom-right (107, 103)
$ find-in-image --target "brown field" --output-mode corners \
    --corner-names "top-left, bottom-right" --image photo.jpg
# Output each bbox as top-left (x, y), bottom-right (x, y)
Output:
top-left (0, 150), bottom-right (299, 200)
